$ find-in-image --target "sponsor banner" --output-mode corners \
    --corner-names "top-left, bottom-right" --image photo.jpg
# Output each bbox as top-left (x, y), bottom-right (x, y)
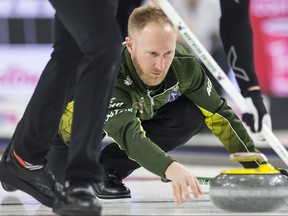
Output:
top-left (262, 18), bottom-right (288, 96)
top-left (250, 0), bottom-right (288, 97)
top-left (0, 45), bottom-right (52, 97)
top-left (0, 45), bottom-right (52, 137)
top-left (0, 98), bottom-right (29, 137)
top-left (0, 0), bottom-right (55, 18)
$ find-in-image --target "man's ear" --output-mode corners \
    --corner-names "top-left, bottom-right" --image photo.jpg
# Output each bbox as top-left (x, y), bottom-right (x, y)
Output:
top-left (125, 36), bottom-right (134, 54)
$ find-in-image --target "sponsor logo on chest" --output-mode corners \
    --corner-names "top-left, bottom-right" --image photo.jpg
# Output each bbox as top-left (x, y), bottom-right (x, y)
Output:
top-left (166, 85), bottom-right (180, 103)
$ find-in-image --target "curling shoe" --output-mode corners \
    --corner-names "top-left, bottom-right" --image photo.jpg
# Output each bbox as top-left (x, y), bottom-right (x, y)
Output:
top-left (1, 182), bottom-right (17, 192)
top-left (93, 168), bottom-right (131, 199)
top-left (0, 135), bottom-right (17, 192)
top-left (53, 181), bottom-right (101, 216)
top-left (0, 151), bottom-right (61, 208)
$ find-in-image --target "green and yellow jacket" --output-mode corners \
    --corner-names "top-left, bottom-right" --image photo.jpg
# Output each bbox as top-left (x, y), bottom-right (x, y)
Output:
top-left (59, 44), bottom-right (256, 178)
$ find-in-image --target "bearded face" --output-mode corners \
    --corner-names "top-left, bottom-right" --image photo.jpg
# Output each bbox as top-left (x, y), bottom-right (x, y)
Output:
top-left (126, 22), bottom-right (177, 88)
top-left (132, 55), bottom-right (169, 87)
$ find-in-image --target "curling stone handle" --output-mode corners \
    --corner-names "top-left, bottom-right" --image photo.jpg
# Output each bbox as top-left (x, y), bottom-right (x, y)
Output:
top-left (230, 152), bottom-right (268, 164)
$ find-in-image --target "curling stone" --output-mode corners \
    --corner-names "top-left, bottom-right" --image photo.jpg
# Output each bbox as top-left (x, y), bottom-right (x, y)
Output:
top-left (209, 152), bottom-right (288, 212)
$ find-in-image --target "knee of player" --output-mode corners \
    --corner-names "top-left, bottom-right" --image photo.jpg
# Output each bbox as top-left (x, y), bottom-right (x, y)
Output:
top-left (51, 38), bottom-right (82, 62)
top-left (182, 105), bottom-right (204, 131)
top-left (183, 115), bottom-right (204, 137)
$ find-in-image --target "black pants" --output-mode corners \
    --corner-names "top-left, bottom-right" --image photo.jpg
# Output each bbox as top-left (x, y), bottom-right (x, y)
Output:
top-left (13, 0), bottom-right (122, 182)
top-left (48, 96), bottom-right (204, 182)
top-left (101, 96), bottom-right (206, 178)
top-left (116, 0), bottom-right (143, 40)
top-left (219, 0), bottom-right (259, 91)
top-left (99, 96), bottom-right (259, 178)
top-left (204, 0), bottom-right (259, 94)
top-left (48, 95), bottom-right (258, 183)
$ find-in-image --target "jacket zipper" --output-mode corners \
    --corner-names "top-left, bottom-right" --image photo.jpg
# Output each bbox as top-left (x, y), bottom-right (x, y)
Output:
top-left (146, 82), bottom-right (179, 118)
top-left (147, 90), bottom-right (154, 118)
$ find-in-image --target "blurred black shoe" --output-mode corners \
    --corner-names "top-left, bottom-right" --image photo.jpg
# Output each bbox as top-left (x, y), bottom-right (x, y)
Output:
top-left (0, 136), bottom-right (17, 192)
top-left (93, 168), bottom-right (131, 199)
top-left (53, 181), bottom-right (101, 216)
top-left (1, 182), bottom-right (16, 192)
top-left (0, 150), bottom-right (61, 208)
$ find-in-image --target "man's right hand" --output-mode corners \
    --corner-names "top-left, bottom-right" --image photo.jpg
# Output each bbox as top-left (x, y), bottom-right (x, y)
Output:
top-left (165, 161), bottom-right (203, 205)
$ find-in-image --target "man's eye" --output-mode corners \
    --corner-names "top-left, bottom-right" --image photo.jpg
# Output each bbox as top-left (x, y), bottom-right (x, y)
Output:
top-left (165, 51), bottom-right (172, 57)
top-left (149, 52), bottom-right (158, 57)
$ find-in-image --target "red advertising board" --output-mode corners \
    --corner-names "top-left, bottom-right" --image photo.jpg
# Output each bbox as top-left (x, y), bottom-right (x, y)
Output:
top-left (250, 0), bottom-right (288, 97)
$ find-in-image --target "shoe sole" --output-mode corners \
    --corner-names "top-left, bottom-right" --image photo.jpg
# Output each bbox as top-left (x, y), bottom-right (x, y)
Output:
top-left (0, 134), bottom-right (17, 193)
top-left (0, 161), bottom-right (54, 208)
top-left (97, 197), bottom-right (131, 203)
top-left (1, 182), bottom-right (17, 192)
top-left (96, 193), bottom-right (131, 199)
top-left (53, 203), bottom-right (101, 216)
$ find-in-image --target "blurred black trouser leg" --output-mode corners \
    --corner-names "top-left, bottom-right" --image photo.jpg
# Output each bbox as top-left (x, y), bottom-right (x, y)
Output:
top-left (220, 0), bottom-right (259, 91)
top-left (14, 0), bottom-right (122, 183)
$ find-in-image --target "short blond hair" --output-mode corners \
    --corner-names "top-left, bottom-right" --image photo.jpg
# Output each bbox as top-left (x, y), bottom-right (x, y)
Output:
top-left (128, 6), bottom-right (176, 37)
